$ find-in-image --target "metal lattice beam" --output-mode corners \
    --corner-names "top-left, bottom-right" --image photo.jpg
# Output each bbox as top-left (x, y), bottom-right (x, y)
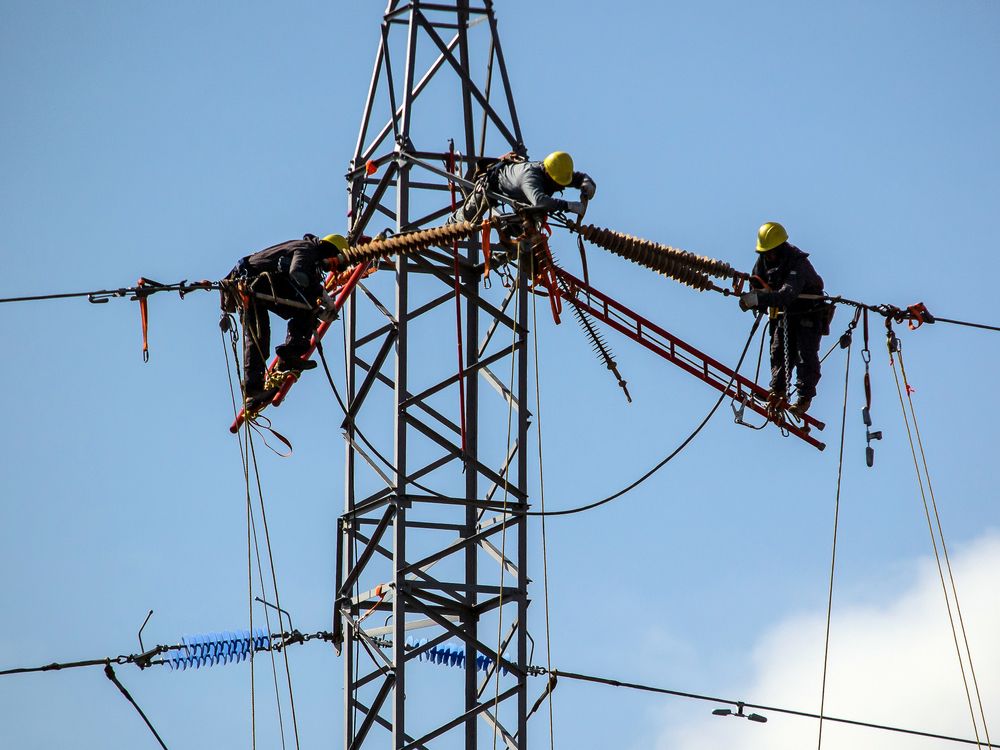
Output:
top-left (339, 2), bottom-right (530, 748)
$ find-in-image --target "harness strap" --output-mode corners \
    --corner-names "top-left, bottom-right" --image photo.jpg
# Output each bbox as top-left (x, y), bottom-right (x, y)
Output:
top-left (862, 309), bottom-right (872, 409)
top-left (906, 301), bottom-right (934, 330)
top-left (482, 218), bottom-right (492, 279)
top-left (138, 283), bottom-right (150, 362)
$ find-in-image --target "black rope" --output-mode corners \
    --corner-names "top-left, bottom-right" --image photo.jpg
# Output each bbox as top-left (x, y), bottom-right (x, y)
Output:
top-left (104, 662), bottom-right (169, 749)
top-left (933, 316), bottom-right (1000, 333)
top-left (526, 314), bottom-right (763, 517)
top-left (552, 669), bottom-right (1000, 748)
top-left (246, 432), bottom-right (301, 750)
top-left (802, 294), bottom-right (1000, 335)
top-left (0, 280), bottom-right (218, 305)
top-left (817, 326), bottom-right (853, 749)
top-left (315, 340), bottom-right (448, 499)
top-left (0, 657), bottom-right (109, 676)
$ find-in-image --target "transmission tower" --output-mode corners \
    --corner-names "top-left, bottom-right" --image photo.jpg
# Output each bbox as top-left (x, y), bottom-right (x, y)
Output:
top-left (334, 2), bottom-right (533, 748)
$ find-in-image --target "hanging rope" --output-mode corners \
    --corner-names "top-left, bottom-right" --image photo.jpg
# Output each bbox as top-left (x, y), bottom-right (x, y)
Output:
top-left (220, 318), bottom-right (298, 750)
top-left (889, 332), bottom-right (991, 748)
top-left (104, 662), bottom-right (169, 749)
top-left (492, 265), bottom-right (522, 750)
top-left (530, 259), bottom-right (557, 750)
top-left (816, 325), bottom-right (853, 750)
top-left (314, 341), bottom-right (447, 500)
top-left (246, 435), bottom-right (301, 750)
top-left (525, 314), bottom-right (763, 517)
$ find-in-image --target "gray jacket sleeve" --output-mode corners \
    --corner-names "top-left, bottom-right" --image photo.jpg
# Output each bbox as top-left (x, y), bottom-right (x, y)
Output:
top-left (518, 168), bottom-right (568, 212)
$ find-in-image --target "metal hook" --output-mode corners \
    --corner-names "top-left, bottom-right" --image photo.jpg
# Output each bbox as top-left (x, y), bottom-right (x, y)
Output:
top-left (137, 609), bottom-right (154, 653)
top-left (254, 596), bottom-right (294, 633)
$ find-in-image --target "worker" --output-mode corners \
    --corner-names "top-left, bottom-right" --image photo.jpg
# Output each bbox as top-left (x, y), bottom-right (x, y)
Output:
top-left (739, 222), bottom-right (832, 420)
top-left (223, 233), bottom-right (348, 410)
top-left (451, 150), bottom-right (596, 224)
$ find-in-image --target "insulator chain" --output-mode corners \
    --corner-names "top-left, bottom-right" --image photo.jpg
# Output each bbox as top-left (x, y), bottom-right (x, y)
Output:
top-left (344, 221), bottom-right (483, 265)
top-left (405, 636), bottom-right (507, 675)
top-left (567, 222), bottom-right (743, 290)
top-left (162, 629), bottom-right (270, 671)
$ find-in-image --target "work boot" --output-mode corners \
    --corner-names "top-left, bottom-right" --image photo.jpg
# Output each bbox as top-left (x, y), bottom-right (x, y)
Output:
top-left (788, 397), bottom-right (812, 420)
top-left (244, 387), bottom-right (279, 415)
top-left (766, 391), bottom-right (786, 420)
top-left (276, 356), bottom-right (317, 372)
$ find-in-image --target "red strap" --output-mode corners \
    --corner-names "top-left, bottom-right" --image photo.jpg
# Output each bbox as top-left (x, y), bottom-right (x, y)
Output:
top-left (907, 302), bottom-right (931, 330)
top-left (482, 219), bottom-right (492, 279)
top-left (137, 278), bottom-right (150, 362)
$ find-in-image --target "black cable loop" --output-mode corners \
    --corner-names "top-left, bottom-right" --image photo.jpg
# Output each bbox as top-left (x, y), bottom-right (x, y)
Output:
top-left (526, 314), bottom-right (763, 517)
top-left (315, 341), bottom-right (447, 499)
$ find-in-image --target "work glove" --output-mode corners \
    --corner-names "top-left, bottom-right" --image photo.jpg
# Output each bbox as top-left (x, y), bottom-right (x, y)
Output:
top-left (738, 291), bottom-right (760, 312)
top-left (579, 176), bottom-right (597, 200)
top-left (317, 289), bottom-right (338, 323)
top-left (565, 200), bottom-right (586, 216)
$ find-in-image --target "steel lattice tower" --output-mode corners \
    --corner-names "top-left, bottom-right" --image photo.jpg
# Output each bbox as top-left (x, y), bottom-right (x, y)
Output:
top-left (334, 2), bottom-right (533, 748)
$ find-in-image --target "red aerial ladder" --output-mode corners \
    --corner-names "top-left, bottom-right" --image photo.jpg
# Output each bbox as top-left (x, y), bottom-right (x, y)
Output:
top-left (229, 217), bottom-right (826, 450)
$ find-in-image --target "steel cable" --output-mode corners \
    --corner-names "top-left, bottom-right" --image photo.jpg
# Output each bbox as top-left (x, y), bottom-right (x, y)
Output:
top-left (530, 263), bottom-right (557, 750)
top-left (246, 434), bottom-right (301, 750)
top-left (550, 668), bottom-right (1000, 748)
top-left (891, 343), bottom-right (991, 748)
top-left (525, 314), bottom-right (763, 517)
top-left (221, 322), bottom-right (297, 749)
top-left (492, 266), bottom-right (522, 750)
top-left (104, 662), bottom-right (170, 749)
top-left (817, 333), bottom-right (852, 750)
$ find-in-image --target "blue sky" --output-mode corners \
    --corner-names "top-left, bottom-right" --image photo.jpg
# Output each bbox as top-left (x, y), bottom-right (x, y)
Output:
top-left (1, 1), bottom-right (998, 748)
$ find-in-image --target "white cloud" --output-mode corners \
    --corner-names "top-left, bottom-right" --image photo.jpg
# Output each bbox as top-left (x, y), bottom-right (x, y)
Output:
top-left (656, 533), bottom-right (1000, 750)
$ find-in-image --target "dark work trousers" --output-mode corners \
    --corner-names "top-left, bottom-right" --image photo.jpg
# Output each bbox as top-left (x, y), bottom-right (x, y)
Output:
top-left (241, 278), bottom-right (316, 393)
top-left (769, 314), bottom-right (824, 400)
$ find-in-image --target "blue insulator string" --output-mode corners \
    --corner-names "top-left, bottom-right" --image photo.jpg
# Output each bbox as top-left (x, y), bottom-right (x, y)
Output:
top-left (163, 630), bottom-right (270, 671)
top-left (405, 637), bottom-right (507, 675)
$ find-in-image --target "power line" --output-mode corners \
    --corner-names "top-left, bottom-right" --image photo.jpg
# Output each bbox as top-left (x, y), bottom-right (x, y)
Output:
top-left (104, 662), bottom-right (170, 749)
top-left (524, 314), bottom-right (763, 517)
top-left (0, 280), bottom-right (217, 305)
top-left (5, 634), bottom-right (997, 749)
top-left (551, 668), bottom-right (1000, 749)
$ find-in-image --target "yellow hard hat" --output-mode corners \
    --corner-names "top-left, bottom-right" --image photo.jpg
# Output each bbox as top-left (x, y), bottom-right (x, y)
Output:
top-left (322, 233), bottom-right (349, 252)
top-left (755, 222), bottom-right (788, 253)
top-left (542, 151), bottom-right (574, 186)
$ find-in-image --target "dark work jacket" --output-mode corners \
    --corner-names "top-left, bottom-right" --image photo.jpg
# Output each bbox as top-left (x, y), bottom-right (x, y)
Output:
top-left (492, 161), bottom-right (593, 213)
top-left (234, 234), bottom-right (333, 297)
top-left (752, 243), bottom-right (825, 316)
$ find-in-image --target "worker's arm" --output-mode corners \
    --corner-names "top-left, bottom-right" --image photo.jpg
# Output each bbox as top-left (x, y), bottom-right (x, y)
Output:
top-left (756, 265), bottom-right (807, 308)
top-left (288, 240), bottom-right (325, 300)
top-left (570, 171), bottom-right (597, 199)
top-left (518, 169), bottom-right (569, 212)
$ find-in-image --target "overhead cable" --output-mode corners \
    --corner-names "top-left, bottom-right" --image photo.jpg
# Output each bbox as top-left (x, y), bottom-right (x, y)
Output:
top-left (104, 662), bottom-right (170, 749)
top-left (550, 668), bottom-right (1000, 749)
top-left (525, 314), bottom-right (763, 517)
